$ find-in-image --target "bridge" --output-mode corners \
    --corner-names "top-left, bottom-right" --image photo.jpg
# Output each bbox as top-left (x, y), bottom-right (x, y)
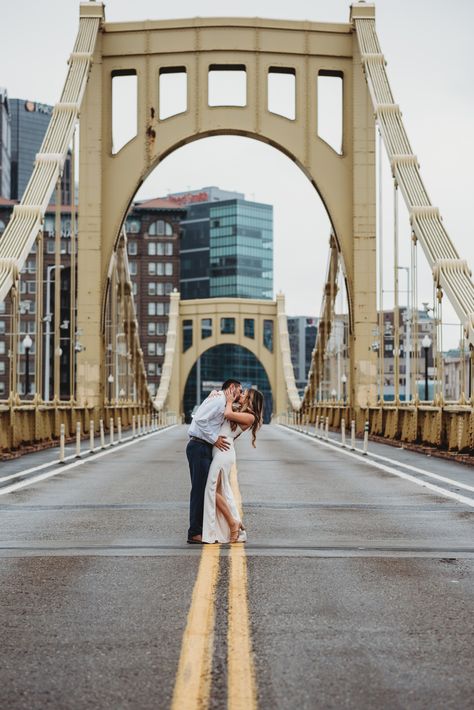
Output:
top-left (0, 2), bottom-right (473, 707)
top-left (0, 1), bottom-right (473, 453)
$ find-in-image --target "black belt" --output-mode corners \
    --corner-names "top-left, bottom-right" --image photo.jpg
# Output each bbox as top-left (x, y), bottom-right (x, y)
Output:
top-left (189, 435), bottom-right (212, 446)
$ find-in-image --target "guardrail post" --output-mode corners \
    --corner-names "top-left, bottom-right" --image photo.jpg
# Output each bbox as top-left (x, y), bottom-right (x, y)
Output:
top-left (59, 423), bottom-right (65, 464)
top-left (110, 418), bottom-right (114, 446)
top-left (100, 419), bottom-right (105, 449)
top-left (351, 420), bottom-right (355, 450)
top-left (117, 417), bottom-right (122, 443)
top-left (363, 420), bottom-right (369, 455)
top-left (341, 418), bottom-right (346, 448)
top-left (75, 421), bottom-right (81, 458)
top-left (325, 416), bottom-right (329, 441)
top-left (89, 419), bottom-right (95, 452)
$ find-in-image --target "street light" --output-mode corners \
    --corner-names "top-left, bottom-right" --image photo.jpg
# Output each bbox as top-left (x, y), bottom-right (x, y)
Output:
top-left (341, 373), bottom-right (347, 403)
top-left (22, 334), bottom-right (33, 397)
top-left (422, 335), bottom-right (432, 401)
top-left (108, 373), bottom-right (114, 401)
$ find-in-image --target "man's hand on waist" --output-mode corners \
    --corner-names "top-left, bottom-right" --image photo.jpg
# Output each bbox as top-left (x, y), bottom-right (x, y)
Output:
top-left (214, 435), bottom-right (230, 451)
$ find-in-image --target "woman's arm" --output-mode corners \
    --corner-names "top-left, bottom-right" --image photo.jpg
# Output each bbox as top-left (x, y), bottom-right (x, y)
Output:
top-left (224, 398), bottom-right (254, 428)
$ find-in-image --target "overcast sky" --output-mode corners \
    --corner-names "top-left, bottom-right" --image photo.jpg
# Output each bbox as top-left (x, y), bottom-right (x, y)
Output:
top-left (1, 0), bottom-right (473, 345)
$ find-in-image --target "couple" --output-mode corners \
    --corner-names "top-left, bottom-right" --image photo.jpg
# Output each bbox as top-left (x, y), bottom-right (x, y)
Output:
top-left (186, 379), bottom-right (264, 544)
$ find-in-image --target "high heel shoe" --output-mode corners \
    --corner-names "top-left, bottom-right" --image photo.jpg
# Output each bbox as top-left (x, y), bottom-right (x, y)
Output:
top-left (230, 522), bottom-right (246, 543)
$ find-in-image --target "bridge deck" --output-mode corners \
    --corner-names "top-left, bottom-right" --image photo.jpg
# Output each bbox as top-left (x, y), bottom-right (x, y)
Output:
top-left (0, 426), bottom-right (473, 707)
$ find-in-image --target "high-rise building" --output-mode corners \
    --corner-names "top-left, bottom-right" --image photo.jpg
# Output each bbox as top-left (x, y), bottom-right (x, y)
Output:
top-left (177, 187), bottom-right (273, 301)
top-left (287, 316), bottom-right (318, 396)
top-left (0, 88), bottom-right (11, 199)
top-left (10, 98), bottom-right (71, 204)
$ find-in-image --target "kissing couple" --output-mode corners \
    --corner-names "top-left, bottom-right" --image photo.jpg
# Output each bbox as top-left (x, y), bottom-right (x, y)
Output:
top-left (186, 379), bottom-right (264, 544)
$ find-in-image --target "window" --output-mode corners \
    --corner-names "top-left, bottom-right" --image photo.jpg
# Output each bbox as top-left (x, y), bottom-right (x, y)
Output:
top-left (111, 69), bottom-right (138, 154)
top-left (0, 382), bottom-right (5, 395)
top-left (165, 283), bottom-right (173, 295)
top-left (129, 261), bottom-right (137, 276)
top-left (165, 263), bottom-right (173, 276)
top-left (148, 343), bottom-right (156, 356)
top-left (0, 362), bottom-right (5, 375)
top-left (27, 282), bottom-right (36, 294)
top-left (148, 263), bottom-right (156, 275)
top-left (317, 70), bottom-right (343, 155)
top-left (148, 242), bottom-right (156, 256)
top-left (244, 318), bottom-right (255, 339)
top-left (156, 343), bottom-right (164, 356)
top-left (46, 240), bottom-right (55, 254)
top-left (263, 319), bottom-right (273, 352)
top-left (128, 241), bottom-right (138, 255)
top-left (132, 282), bottom-right (138, 295)
top-left (165, 243), bottom-right (173, 256)
top-left (0, 342), bottom-right (6, 354)
top-left (268, 67), bottom-right (296, 120)
top-left (220, 317), bottom-right (235, 335)
top-left (126, 218), bottom-right (141, 234)
top-left (148, 362), bottom-right (155, 375)
top-left (208, 64), bottom-right (246, 107)
top-left (0, 220), bottom-right (5, 233)
top-left (148, 220), bottom-right (173, 237)
top-left (0, 321), bottom-right (5, 335)
top-left (148, 282), bottom-right (156, 296)
top-left (201, 318), bottom-right (212, 339)
top-left (0, 302), bottom-right (5, 314)
top-left (148, 322), bottom-right (156, 335)
top-left (148, 303), bottom-right (156, 316)
top-left (157, 322), bottom-right (168, 335)
top-left (159, 66), bottom-right (187, 120)
top-left (183, 320), bottom-right (193, 351)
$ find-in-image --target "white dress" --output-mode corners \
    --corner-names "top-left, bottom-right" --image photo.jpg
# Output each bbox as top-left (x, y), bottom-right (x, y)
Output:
top-left (202, 419), bottom-right (247, 544)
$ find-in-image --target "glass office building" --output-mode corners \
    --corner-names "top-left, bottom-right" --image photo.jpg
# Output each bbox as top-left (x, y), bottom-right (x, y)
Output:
top-left (10, 98), bottom-right (71, 204)
top-left (0, 88), bottom-right (11, 198)
top-left (209, 200), bottom-right (273, 299)
top-left (179, 187), bottom-right (273, 300)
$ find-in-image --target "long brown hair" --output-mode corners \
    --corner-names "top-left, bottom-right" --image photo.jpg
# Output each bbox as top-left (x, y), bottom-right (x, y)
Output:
top-left (242, 389), bottom-right (264, 447)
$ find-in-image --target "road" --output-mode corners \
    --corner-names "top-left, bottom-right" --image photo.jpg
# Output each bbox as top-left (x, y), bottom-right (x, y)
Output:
top-left (0, 424), bottom-right (473, 709)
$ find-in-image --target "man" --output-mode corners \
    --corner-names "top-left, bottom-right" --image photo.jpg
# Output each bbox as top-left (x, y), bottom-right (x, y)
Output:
top-left (186, 379), bottom-right (242, 544)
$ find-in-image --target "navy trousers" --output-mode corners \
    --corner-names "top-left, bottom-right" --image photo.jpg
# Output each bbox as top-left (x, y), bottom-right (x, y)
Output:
top-left (186, 439), bottom-right (213, 538)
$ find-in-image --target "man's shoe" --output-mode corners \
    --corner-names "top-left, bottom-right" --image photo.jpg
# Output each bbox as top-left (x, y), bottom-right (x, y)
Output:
top-left (187, 535), bottom-right (202, 544)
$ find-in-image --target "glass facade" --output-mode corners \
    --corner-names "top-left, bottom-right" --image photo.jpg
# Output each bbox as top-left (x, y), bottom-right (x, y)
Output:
top-left (179, 191), bottom-right (273, 301)
top-left (209, 200), bottom-right (273, 299)
top-left (0, 89), bottom-right (11, 198)
top-left (183, 344), bottom-right (273, 424)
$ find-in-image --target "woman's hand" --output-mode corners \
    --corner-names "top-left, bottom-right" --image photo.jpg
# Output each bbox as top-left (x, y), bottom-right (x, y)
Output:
top-left (225, 387), bottom-right (235, 404)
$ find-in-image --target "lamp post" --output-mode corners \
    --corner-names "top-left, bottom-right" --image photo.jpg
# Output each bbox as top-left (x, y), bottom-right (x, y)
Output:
top-left (23, 334), bottom-right (33, 397)
top-left (108, 373), bottom-right (114, 401)
top-left (341, 373), bottom-right (347, 403)
top-left (422, 335), bottom-right (432, 401)
top-left (331, 388), bottom-right (337, 402)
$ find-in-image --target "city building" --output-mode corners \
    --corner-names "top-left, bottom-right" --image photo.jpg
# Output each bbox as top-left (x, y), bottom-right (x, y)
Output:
top-left (0, 197), bottom-right (183, 400)
top-left (287, 316), bottom-right (318, 397)
top-left (0, 88), bottom-right (11, 199)
top-left (9, 98), bottom-right (71, 204)
top-left (126, 198), bottom-right (184, 396)
top-left (177, 187), bottom-right (273, 301)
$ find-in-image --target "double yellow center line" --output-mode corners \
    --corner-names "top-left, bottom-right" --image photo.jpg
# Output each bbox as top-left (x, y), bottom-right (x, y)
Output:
top-left (171, 466), bottom-right (257, 710)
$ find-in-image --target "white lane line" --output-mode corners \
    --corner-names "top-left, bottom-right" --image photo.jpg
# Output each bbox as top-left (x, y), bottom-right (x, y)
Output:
top-left (0, 426), bottom-right (177, 496)
top-left (280, 426), bottom-right (474, 509)
top-left (296, 427), bottom-right (474, 493)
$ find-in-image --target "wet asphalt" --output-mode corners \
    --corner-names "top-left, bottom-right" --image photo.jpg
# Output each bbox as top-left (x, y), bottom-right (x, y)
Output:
top-left (0, 425), bottom-right (473, 709)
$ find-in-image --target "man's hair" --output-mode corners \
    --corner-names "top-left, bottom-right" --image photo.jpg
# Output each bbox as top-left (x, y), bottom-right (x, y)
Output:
top-left (222, 379), bottom-right (241, 391)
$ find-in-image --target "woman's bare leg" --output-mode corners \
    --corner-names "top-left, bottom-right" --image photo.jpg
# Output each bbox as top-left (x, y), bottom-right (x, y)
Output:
top-left (215, 473), bottom-right (240, 541)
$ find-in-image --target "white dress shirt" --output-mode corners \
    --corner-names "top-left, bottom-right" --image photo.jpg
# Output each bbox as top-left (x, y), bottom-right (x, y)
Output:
top-left (188, 391), bottom-right (226, 444)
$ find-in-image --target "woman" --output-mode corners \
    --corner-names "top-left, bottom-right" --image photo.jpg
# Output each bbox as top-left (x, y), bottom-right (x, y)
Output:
top-left (201, 387), bottom-right (264, 544)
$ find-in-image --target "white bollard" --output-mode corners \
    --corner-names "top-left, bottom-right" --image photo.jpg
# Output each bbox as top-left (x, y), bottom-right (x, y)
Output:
top-left (75, 421), bottom-right (81, 458)
top-left (363, 420), bottom-right (369, 455)
top-left (89, 419), bottom-right (95, 452)
top-left (100, 419), bottom-right (105, 448)
top-left (315, 415), bottom-right (319, 437)
top-left (147, 413), bottom-right (151, 432)
top-left (325, 417), bottom-right (329, 441)
top-left (110, 418), bottom-right (114, 446)
top-left (59, 423), bottom-right (65, 464)
top-left (341, 418), bottom-right (346, 448)
top-left (137, 414), bottom-right (142, 436)
top-left (132, 415), bottom-right (136, 438)
top-left (351, 420), bottom-right (356, 450)
top-left (117, 417), bottom-right (122, 442)
top-left (320, 418), bottom-right (324, 438)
